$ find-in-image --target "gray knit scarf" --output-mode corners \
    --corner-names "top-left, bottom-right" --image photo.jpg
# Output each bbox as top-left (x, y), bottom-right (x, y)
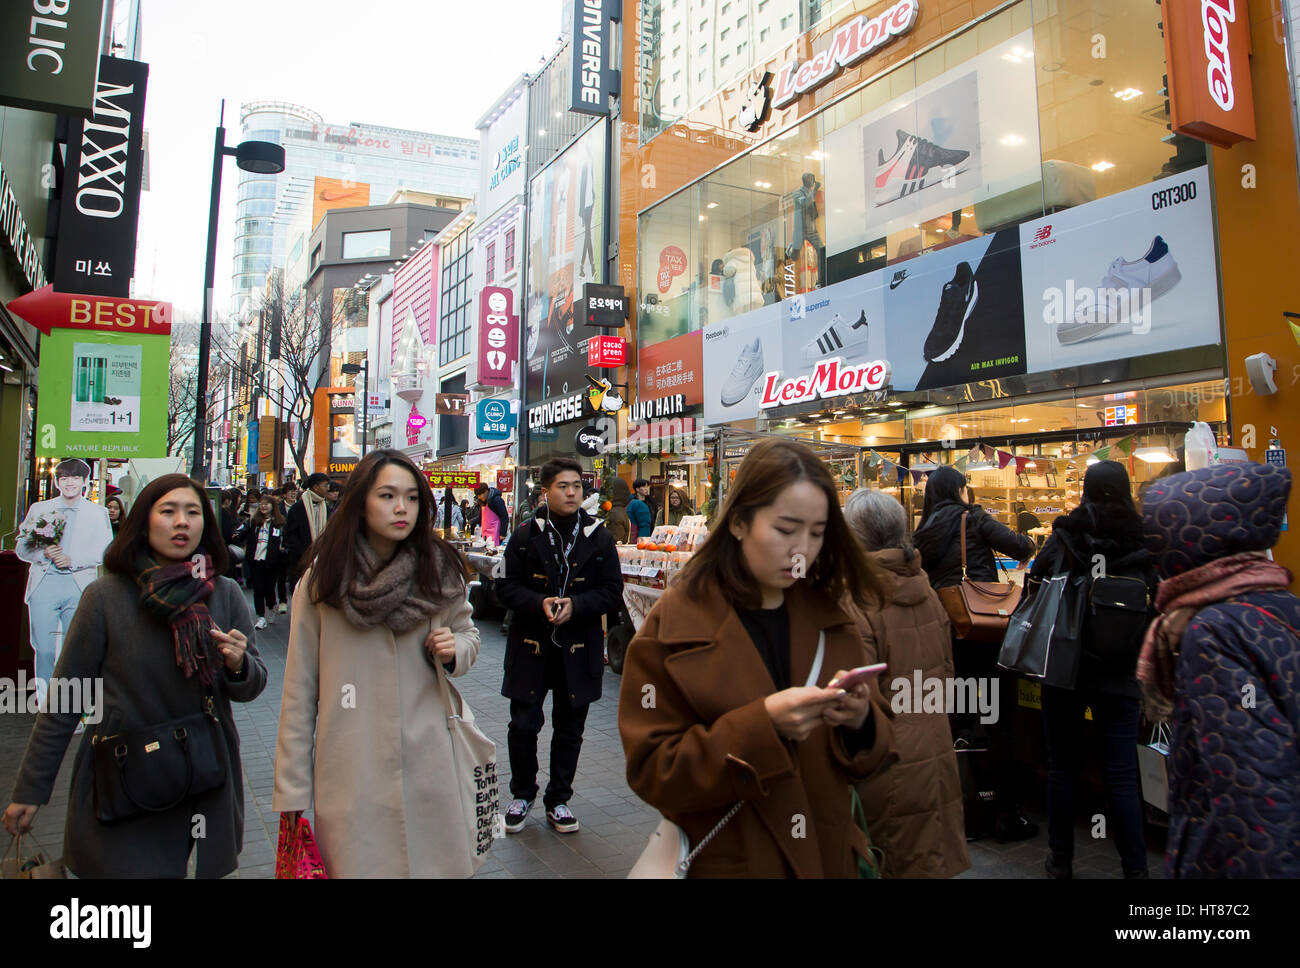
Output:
top-left (340, 536), bottom-right (439, 633)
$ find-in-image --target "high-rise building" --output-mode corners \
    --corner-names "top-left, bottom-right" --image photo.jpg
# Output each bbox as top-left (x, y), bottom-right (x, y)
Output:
top-left (230, 100), bottom-right (479, 316)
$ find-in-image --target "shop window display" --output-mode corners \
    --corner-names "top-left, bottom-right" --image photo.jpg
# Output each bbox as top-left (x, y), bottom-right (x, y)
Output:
top-left (639, 0), bottom-right (1216, 422)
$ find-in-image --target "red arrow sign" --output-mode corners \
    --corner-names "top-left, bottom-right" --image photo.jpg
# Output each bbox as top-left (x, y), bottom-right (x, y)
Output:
top-left (6, 286), bottom-right (172, 337)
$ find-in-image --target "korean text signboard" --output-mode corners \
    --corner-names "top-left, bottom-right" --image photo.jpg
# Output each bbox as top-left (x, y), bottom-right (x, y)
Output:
top-left (477, 286), bottom-right (517, 388)
top-left (54, 56), bottom-right (149, 298)
top-left (477, 397), bottom-right (515, 440)
top-left (0, 1), bottom-right (108, 117)
top-left (426, 471), bottom-right (480, 488)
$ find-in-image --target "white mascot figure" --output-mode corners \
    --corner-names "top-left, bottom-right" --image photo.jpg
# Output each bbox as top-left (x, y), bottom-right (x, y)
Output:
top-left (721, 246), bottom-right (765, 315)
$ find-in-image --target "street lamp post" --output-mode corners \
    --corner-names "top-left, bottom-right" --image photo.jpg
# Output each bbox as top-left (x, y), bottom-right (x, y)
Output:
top-left (191, 101), bottom-right (285, 482)
top-left (341, 359), bottom-right (369, 458)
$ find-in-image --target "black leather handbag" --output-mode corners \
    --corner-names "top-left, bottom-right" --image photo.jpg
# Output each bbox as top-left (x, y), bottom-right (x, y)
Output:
top-left (91, 692), bottom-right (227, 823)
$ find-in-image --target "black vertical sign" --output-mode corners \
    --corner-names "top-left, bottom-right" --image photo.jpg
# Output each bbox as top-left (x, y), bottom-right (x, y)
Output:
top-left (53, 56), bottom-right (149, 298)
top-left (569, 0), bottom-right (619, 117)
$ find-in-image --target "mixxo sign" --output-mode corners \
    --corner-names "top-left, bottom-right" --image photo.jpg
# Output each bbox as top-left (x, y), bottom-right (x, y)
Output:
top-left (477, 286), bottom-right (517, 388)
top-left (1163, 0), bottom-right (1256, 147)
top-left (54, 56), bottom-right (149, 298)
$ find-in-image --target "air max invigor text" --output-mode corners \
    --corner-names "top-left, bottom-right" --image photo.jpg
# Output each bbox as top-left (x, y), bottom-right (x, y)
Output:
top-left (1057, 235), bottom-right (1182, 345)
top-left (923, 262), bottom-right (978, 363)
top-left (874, 129), bottom-right (971, 205)
top-left (720, 338), bottom-right (764, 406)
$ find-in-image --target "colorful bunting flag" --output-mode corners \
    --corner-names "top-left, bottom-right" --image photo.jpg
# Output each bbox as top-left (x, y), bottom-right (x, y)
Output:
top-left (1289, 318), bottom-right (1300, 348)
top-left (1114, 435), bottom-right (1134, 457)
top-left (997, 450), bottom-right (1013, 469)
top-left (1093, 446), bottom-right (1110, 461)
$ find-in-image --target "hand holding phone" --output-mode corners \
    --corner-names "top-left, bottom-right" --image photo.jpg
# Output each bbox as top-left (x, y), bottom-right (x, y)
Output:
top-left (827, 663), bottom-right (887, 692)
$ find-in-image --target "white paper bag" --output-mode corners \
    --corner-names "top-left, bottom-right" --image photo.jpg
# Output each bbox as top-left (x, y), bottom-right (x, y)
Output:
top-left (1138, 723), bottom-right (1171, 812)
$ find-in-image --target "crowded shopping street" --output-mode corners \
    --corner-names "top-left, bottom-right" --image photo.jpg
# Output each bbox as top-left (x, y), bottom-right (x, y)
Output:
top-left (0, 2), bottom-right (1297, 952)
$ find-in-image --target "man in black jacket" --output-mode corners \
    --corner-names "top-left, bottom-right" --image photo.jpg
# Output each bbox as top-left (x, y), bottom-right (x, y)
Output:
top-left (283, 472), bottom-right (330, 592)
top-left (496, 457), bottom-right (623, 834)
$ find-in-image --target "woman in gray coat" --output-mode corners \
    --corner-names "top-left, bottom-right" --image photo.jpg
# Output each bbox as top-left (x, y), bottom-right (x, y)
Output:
top-left (4, 474), bottom-right (267, 878)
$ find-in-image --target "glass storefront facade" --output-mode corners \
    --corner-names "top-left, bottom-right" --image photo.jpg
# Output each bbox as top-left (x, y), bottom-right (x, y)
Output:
top-left (621, 0), bottom-right (1237, 528)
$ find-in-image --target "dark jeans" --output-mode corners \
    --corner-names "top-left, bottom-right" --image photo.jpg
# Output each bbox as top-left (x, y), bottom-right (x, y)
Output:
top-left (248, 560), bottom-right (279, 617)
top-left (507, 648), bottom-right (590, 809)
top-left (275, 562), bottom-right (288, 606)
top-left (950, 637), bottom-right (1024, 821)
top-left (1041, 685), bottom-right (1147, 875)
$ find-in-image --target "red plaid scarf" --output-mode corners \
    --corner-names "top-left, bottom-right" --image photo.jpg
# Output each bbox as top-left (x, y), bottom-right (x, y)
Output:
top-left (135, 553), bottom-right (220, 685)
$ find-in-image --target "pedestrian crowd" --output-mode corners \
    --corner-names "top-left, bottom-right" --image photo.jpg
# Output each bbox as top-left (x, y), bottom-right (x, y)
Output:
top-left (4, 440), bottom-right (1296, 880)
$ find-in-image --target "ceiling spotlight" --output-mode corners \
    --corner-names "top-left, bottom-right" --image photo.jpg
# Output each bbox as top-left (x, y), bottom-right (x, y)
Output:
top-left (1114, 88), bottom-right (1143, 101)
top-left (1000, 133), bottom-right (1026, 147)
top-left (1091, 160), bottom-right (1116, 172)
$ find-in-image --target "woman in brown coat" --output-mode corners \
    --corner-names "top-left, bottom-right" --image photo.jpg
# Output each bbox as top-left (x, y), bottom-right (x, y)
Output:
top-left (619, 439), bottom-right (895, 878)
top-left (844, 488), bottom-right (969, 878)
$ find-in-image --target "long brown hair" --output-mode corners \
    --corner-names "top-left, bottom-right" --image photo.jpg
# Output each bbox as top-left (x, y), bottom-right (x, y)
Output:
top-left (251, 494), bottom-right (285, 528)
top-left (104, 474), bottom-right (229, 577)
top-left (306, 449), bottom-right (464, 607)
top-left (677, 438), bottom-right (885, 610)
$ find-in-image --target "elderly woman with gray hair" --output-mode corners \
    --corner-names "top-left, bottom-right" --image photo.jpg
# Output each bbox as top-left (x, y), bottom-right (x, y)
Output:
top-left (843, 488), bottom-right (969, 878)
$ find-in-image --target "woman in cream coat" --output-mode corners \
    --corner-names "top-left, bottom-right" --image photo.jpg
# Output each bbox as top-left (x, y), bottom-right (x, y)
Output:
top-left (274, 450), bottom-right (482, 878)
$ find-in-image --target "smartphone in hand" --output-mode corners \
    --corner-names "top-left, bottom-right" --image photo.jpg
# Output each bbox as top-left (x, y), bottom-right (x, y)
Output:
top-left (827, 663), bottom-right (887, 692)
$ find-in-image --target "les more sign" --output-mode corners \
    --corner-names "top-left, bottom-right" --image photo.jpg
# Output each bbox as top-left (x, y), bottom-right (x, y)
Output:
top-left (1164, 0), bottom-right (1256, 148)
top-left (759, 356), bottom-right (892, 409)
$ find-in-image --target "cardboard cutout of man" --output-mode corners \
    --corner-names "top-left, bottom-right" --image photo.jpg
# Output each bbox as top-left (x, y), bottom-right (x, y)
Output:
top-left (15, 459), bottom-right (114, 706)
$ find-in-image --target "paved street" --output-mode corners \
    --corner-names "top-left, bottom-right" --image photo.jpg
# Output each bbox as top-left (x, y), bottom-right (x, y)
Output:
top-left (0, 587), bottom-right (1163, 878)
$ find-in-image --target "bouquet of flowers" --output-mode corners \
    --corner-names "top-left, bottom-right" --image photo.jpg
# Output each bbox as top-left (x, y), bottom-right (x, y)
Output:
top-left (20, 511), bottom-right (66, 549)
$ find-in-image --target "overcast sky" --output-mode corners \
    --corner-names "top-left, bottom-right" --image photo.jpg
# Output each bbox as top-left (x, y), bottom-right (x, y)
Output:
top-left (133, 0), bottom-right (566, 318)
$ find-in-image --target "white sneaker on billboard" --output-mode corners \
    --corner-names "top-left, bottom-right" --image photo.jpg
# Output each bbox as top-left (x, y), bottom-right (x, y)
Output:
top-left (720, 338), bottom-right (764, 407)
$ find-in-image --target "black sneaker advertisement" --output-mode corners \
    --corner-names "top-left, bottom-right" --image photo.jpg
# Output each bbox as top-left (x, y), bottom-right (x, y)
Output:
top-left (883, 227), bottom-right (1027, 391)
top-left (697, 184), bottom-right (1219, 419)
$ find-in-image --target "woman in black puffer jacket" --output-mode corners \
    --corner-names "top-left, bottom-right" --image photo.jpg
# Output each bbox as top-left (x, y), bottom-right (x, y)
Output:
top-left (914, 466), bottom-right (1036, 843)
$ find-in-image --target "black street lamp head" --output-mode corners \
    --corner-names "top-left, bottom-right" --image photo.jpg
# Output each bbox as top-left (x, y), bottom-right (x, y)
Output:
top-left (235, 140), bottom-right (285, 174)
top-left (340, 362), bottom-right (365, 375)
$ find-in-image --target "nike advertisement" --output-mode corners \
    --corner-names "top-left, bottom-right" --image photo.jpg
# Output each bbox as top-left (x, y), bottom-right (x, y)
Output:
top-left (882, 228), bottom-right (1027, 391)
top-left (524, 120), bottom-right (606, 410)
top-left (823, 31), bottom-right (1041, 257)
top-left (1018, 166), bottom-right (1219, 373)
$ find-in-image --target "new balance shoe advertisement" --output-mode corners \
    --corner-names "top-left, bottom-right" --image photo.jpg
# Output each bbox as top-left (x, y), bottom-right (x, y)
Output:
top-left (824, 31), bottom-right (1041, 257)
top-left (702, 302), bottom-right (782, 426)
top-left (1018, 166), bottom-right (1219, 372)
top-left (882, 228), bottom-right (1027, 391)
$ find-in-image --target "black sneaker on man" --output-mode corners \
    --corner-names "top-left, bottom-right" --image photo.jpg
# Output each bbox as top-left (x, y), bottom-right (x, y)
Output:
top-left (504, 798), bottom-right (532, 834)
top-left (546, 803), bottom-right (579, 834)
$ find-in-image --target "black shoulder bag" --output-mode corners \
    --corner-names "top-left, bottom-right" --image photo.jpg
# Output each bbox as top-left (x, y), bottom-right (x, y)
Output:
top-left (91, 686), bottom-right (228, 823)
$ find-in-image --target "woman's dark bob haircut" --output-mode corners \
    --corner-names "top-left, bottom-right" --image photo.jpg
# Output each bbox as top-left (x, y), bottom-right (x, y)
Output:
top-left (103, 474), bottom-right (229, 577)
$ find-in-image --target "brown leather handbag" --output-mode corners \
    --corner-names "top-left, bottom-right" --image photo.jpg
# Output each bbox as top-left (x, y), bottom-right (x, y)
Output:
top-left (936, 511), bottom-right (1022, 641)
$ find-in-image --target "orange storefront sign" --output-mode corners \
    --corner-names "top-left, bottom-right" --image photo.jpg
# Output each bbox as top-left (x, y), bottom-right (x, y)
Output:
top-left (1163, 0), bottom-right (1256, 148)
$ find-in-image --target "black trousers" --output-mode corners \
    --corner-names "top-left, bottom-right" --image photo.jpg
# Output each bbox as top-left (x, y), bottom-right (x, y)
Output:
top-left (507, 646), bottom-right (590, 809)
top-left (275, 561), bottom-right (288, 606)
top-left (1042, 686), bottom-right (1147, 874)
top-left (950, 636), bottom-right (1024, 821)
top-left (248, 560), bottom-right (279, 617)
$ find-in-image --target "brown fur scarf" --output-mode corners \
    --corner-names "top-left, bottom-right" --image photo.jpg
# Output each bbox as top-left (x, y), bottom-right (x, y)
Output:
top-left (340, 536), bottom-right (439, 633)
